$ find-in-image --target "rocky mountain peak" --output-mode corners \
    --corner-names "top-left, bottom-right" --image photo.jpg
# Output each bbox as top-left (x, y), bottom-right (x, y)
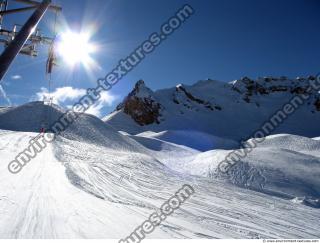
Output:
top-left (128, 80), bottom-right (154, 99)
top-left (232, 76), bottom-right (320, 103)
top-left (111, 76), bottom-right (320, 130)
top-left (116, 80), bottom-right (162, 126)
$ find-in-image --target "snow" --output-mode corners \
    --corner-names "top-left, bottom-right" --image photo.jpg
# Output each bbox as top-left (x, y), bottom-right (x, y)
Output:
top-left (0, 131), bottom-right (149, 238)
top-left (174, 135), bottom-right (320, 207)
top-left (0, 102), bottom-right (63, 133)
top-left (133, 81), bottom-right (154, 99)
top-left (0, 106), bottom-right (11, 114)
top-left (136, 130), bottom-right (238, 151)
top-left (0, 102), bottom-right (320, 239)
top-left (103, 110), bottom-right (144, 135)
top-left (105, 78), bottom-right (320, 141)
top-left (1, 130), bottom-right (319, 239)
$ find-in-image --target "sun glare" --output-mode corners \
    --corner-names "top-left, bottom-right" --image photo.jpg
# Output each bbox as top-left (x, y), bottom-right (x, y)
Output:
top-left (57, 32), bottom-right (96, 66)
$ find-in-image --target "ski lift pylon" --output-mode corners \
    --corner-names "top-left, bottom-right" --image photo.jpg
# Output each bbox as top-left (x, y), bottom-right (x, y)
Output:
top-left (46, 37), bottom-right (57, 74)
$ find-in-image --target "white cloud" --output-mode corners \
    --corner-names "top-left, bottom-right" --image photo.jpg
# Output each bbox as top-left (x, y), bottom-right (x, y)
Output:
top-left (35, 86), bottom-right (118, 117)
top-left (11, 75), bottom-right (22, 80)
top-left (85, 91), bottom-right (118, 117)
top-left (36, 86), bottom-right (86, 104)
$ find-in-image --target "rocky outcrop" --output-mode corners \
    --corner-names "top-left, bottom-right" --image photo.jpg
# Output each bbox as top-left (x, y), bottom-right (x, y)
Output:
top-left (116, 80), bottom-right (162, 126)
top-left (174, 85), bottom-right (222, 111)
top-left (315, 99), bottom-right (320, 112)
top-left (291, 87), bottom-right (309, 95)
top-left (232, 76), bottom-right (317, 103)
top-left (112, 76), bottom-right (320, 127)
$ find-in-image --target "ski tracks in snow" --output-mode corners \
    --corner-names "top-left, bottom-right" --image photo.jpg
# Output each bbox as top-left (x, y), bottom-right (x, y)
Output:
top-left (0, 132), bottom-right (319, 239)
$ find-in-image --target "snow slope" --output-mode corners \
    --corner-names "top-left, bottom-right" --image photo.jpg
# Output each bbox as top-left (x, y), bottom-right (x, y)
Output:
top-left (135, 130), bottom-right (238, 151)
top-left (0, 130), bottom-right (319, 239)
top-left (176, 135), bottom-right (320, 208)
top-left (0, 102), bottom-right (145, 151)
top-left (0, 102), bottom-right (319, 239)
top-left (104, 77), bottom-right (320, 142)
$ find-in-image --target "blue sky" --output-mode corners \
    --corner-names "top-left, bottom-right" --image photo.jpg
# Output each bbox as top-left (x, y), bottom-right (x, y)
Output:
top-left (0, 0), bottom-right (319, 116)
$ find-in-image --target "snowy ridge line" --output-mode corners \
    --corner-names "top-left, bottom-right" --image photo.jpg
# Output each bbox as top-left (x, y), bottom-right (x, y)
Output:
top-left (120, 184), bottom-right (195, 243)
top-left (7, 4), bottom-right (195, 175)
top-left (105, 74), bottom-right (320, 141)
top-left (216, 74), bottom-right (320, 175)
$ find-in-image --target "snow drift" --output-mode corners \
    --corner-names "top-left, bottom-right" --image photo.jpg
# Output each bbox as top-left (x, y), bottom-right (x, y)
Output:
top-left (176, 134), bottom-right (320, 208)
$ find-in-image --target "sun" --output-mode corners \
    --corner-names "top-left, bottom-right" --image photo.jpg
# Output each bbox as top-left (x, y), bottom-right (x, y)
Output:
top-left (56, 31), bottom-right (96, 66)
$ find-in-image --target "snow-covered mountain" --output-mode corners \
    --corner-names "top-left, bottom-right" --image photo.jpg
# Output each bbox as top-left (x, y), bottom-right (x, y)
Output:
top-left (0, 78), bottom-right (319, 239)
top-left (104, 77), bottom-right (320, 146)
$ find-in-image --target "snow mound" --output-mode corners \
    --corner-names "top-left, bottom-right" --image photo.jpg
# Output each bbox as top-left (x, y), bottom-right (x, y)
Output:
top-left (252, 134), bottom-right (320, 152)
top-left (0, 102), bottom-right (145, 151)
top-left (181, 134), bottom-right (320, 207)
top-left (103, 110), bottom-right (144, 135)
top-left (136, 130), bottom-right (238, 151)
top-left (224, 148), bottom-right (320, 205)
top-left (0, 102), bottom-right (62, 133)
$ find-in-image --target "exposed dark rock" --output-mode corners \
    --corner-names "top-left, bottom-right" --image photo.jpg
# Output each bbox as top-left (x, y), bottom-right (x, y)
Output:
top-left (123, 97), bottom-right (161, 126)
top-left (173, 98), bottom-right (180, 104)
top-left (241, 77), bottom-right (254, 84)
top-left (296, 77), bottom-right (306, 81)
top-left (270, 86), bottom-right (288, 92)
top-left (176, 85), bottom-right (221, 111)
top-left (178, 86), bottom-right (206, 105)
top-left (257, 87), bottom-right (269, 95)
top-left (243, 96), bottom-right (250, 103)
top-left (231, 76), bottom-right (320, 106)
top-left (117, 80), bottom-right (162, 126)
top-left (114, 76), bottom-right (320, 127)
top-left (232, 86), bottom-right (241, 93)
top-left (315, 99), bottom-right (320, 111)
top-left (291, 87), bottom-right (309, 95)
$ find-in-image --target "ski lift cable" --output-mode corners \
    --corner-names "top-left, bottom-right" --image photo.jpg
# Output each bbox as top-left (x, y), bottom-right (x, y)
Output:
top-left (44, 2), bottom-right (59, 130)
top-left (46, 1), bottom-right (58, 93)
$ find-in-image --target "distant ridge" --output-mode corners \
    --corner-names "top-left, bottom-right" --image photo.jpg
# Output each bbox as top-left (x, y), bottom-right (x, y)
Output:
top-left (104, 76), bottom-right (320, 140)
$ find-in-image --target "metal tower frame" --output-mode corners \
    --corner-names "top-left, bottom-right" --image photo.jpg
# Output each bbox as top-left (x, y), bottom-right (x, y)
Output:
top-left (0, 0), bottom-right (61, 82)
